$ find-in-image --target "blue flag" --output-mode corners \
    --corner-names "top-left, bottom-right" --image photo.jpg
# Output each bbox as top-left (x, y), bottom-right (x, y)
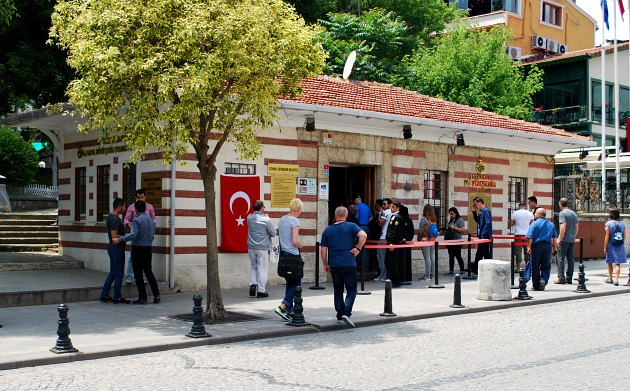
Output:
top-left (602, 0), bottom-right (610, 30)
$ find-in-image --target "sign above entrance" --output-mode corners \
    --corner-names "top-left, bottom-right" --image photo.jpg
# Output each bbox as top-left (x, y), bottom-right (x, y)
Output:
top-left (268, 163), bottom-right (299, 176)
top-left (463, 158), bottom-right (497, 193)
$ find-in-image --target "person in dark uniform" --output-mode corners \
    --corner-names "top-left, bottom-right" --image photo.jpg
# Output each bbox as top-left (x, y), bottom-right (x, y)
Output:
top-left (398, 204), bottom-right (415, 283)
top-left (385, 201), bottom-right (405, 287)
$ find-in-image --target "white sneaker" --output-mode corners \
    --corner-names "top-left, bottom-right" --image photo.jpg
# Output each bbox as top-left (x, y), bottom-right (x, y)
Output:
top-left (341, 315), bottom-right (355, 328)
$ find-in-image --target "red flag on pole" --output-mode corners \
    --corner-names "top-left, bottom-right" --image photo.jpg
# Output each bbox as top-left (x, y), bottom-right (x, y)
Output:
top-left (619, 0), bottom-right (626, 20)
top-left (220, 175), bottom-right (260, 252)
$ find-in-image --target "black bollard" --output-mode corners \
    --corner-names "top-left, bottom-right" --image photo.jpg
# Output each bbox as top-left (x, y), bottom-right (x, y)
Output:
top-left (50, 304), bottom-right (78, 354)
top-left (357, 248), bottom-right (371, 295)
top-left (514, 269), bottom-right (532, 300)
top-left (186, 294), bottom-right (211, 338)
top-left (287, 286), bottom-right (310, 326)
top-left (429, 241), bottom-right (444, 288)
top-left (380, 279), bottom-right (397, 317)
top-left (573, 261), bottom-right (591, 293)
top-left (310, 242), bottom-right (326, 290)
top-left (449, 274), bottom-right (465, 308)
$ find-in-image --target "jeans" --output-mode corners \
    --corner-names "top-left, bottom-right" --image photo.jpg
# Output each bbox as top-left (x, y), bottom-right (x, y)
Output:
top-left (101, 244), bottom-right (125, 300)
top-left (248, 249), bottom-right (270, 293)
top-left (131, 245), bottom-right (160, 301)
top-left (447, 245), bottom-right (464, 272)
top-left (331, 266), bottom-right (357, 319)
top-left (526, 242), bottom-right (552, 289)
top-left (473, 242), bottom-right (491, 274)
top-left (557, 241), bottom-right (574, 281)
top-left (421, 245), bottom-right (435, 276)
top-left (376, 248), bottom-right (387, 280)
top-left (282, 278), bottom-right (301, 313)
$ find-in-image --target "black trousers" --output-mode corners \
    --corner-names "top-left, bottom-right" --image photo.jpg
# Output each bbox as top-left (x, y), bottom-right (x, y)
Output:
top-left (447, 245), bottom-right (464, 272)
top-left (385, 248), bottom-right (401, 286)
top-left (472, 242), bottom-right (491, 274)
top-left (131, 245), bottom-right (160, 300)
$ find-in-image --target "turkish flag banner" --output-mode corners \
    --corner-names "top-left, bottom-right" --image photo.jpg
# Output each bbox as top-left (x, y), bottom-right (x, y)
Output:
top-left (220, 175), bottom-right (260, 252)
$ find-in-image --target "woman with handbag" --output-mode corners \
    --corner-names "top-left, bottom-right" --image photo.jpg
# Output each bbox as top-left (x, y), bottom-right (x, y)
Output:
top-left (445, 207), bottom-right (466, 276)
top-left (275, 198), bottom-right (304, 321)
top-left (604, 209), bottom-right (626, 286)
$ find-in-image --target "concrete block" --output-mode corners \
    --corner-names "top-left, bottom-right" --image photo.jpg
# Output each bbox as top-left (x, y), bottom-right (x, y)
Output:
top-left (476, 259), bottom-right (512, 301)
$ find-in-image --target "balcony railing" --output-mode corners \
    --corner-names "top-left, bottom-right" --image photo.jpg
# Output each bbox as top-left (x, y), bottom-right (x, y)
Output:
top-left (531, 105), bottom-right (589, 127)
top-left (592, 107), bottom-right (629, 128)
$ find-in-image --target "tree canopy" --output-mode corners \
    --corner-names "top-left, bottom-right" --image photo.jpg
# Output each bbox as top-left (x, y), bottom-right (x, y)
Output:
top-left (0, 0), bottom-right (72, 115)
top-left (0, 0), bottom-right (16, 26)
top-left (50, 0), bottom-right (325, 318)
top-left (0, 125), bottom-right (39, 185)
top-left (402, 23), bottom-right (543, 120)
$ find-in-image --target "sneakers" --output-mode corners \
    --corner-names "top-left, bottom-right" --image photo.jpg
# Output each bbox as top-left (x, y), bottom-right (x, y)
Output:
top-left (419, 275), bottom-right (431, 281)
top-left (125, 278), bottom-right (133, 285)
top-left (336, 319), bottom-right (344, 324)
top-left (341, 315), bottom-right (355, 328)
top-left (99, 296), bottom-right (113, 303)
top-left (614, 280), bottom-right (620, 286)
top-left (256, 292), bottom-right (269, 298)
top-left (605, 278), bottom-right (613, 284)
top-left (249, 284), bottom-right (257, 297)
top-left (554, 278), bottom-right (566, 284)
top-left (112, 298), bottom-right (131, 304)
top-left (274, 306), bottom-right (290, 321)
top-left (444, 271), bottom-right (454, 276)
top-left (459, 271), bottom-right (467, 276)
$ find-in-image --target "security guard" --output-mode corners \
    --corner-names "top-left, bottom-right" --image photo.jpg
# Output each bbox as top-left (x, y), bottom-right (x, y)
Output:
top-left (385, 201), bottom-right (405, 287)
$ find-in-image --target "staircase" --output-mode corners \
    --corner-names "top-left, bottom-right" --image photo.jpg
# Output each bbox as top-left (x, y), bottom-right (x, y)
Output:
top-left (0, 212), bottom-right (59, 252)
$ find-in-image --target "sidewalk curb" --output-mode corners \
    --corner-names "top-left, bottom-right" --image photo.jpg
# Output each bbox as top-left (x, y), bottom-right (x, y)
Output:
top-left (2, 287), bottom-right (628, 370)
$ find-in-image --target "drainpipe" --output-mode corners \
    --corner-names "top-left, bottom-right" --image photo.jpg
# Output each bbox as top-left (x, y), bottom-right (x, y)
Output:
top-left (169, 148), bottom-right (176, 289)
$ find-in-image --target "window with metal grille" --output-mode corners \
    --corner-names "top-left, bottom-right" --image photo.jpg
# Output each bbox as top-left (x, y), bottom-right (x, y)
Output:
top-left (423, 170), bottom-right (448, 227)
top-left (75, 167), bottom-right (86, 222)
top-left (508, 176), bottom-right (528, 231)
top-left (225, 163), bottom-right (256, 175)
top-left (96, 165), bottom-right (110, 222)
top-left (122, 163), bottom-right (137, 205)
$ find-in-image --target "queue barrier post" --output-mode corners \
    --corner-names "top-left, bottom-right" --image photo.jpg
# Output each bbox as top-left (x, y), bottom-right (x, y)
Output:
top-left (462, 234), bottom-right (477, 280)
top-left (429, 240), bottom-right (444, 288)
top-left (357, 247), bottom-right (371, 295)
top-left (309, 242), bottom-right (325, 290)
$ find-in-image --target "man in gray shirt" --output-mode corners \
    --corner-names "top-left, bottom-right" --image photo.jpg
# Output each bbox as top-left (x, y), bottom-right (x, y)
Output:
top-left (556, 198), bottom-right (579, 284)
top-left (247, 200), bottom-right (276, 298)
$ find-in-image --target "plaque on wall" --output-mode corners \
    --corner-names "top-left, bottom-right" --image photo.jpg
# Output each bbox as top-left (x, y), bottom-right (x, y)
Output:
top-left (141, 176), bottom-right (162, 209)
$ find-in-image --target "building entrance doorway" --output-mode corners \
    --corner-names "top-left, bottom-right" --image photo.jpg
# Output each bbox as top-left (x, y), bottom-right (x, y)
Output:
top-left (328, 165), bottom-right (376, 222)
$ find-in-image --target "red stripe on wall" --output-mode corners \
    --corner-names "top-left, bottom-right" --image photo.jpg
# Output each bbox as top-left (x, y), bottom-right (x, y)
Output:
top-left (533, 178), bottom-right (553, 184)
top-left (391, 167), bottom-right (420, 175)
top-left (58, 162), bottom-right (71, 169)
top-left (391, 149), bottom-right (426, 158)
top-left (533, 191), bottom-right (553, 198)
top-left (59, 194), bottom-right (70, 201)
top-left (264, 193), bottom-right (317, 202)
top-left (528, 162), bottom-right (553, 169)
top-left (58, 210), bottom-right (70, 216)
top-left (58, 178), bottom-right (71, 185)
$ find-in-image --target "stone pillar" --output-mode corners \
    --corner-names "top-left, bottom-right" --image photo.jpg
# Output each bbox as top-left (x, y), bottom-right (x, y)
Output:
top-left (476, 259), bottom-right (512, 301)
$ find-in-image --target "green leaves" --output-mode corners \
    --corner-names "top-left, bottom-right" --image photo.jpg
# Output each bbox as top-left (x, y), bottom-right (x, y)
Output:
top-left (402, 23), bottom-right (543, 120)
top-left (0, 126), bottom-right (39, 185)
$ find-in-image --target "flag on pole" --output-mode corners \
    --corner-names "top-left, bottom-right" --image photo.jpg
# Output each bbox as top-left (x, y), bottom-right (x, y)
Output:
top-left (220, 174), bottom-right (260, 252)
top-left (619, 0), bottom-right (626, 21)
top-left (603, 0), bottom-right (610, 30)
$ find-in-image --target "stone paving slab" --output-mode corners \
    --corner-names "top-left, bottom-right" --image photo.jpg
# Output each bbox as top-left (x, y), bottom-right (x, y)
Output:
top-left (0, 259), bottom-right (627, 370)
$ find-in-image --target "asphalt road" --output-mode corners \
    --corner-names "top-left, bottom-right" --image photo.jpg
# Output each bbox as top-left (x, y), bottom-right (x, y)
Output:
top-left (1, 294), bottom-right (629, 390)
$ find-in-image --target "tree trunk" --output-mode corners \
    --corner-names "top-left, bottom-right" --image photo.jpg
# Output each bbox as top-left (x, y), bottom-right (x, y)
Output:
top-left (199, 162), bottom-right (227, 319)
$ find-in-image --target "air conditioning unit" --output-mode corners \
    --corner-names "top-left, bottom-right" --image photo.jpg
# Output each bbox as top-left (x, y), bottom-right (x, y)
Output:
top-left (531, 35), bottom-right (547, 50)
top-left (547, 39), bottom-right (559, 53)
top-left (505, 46), bottom-right (522, 60)
top-left (558, 43), bottom-right (569, 55)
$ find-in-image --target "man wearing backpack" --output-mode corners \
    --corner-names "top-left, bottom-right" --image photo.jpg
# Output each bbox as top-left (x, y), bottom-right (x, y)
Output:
top-left (556, 198), bottom-right (578, 284)
top-left (526, 208), bottom-right (558, 291)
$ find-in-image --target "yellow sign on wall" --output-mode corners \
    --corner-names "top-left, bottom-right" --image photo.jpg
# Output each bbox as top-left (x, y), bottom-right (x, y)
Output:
top-left (271, 176), bottom-right (296, 208)
top-left (141, 176), bottom-right (163, 209)
top-left (268, 163), bottom-right (299, 176)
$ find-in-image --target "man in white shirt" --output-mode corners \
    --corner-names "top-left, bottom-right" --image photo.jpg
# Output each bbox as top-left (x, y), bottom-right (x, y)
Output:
top-left (509, 202), bottom-right (534, 271)
top-left (375, 198), bottom-right (392, 281)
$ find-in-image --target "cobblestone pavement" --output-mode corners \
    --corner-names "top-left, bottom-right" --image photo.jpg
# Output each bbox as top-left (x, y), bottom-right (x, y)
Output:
top-left (1, 294), bottom-right (629, 390)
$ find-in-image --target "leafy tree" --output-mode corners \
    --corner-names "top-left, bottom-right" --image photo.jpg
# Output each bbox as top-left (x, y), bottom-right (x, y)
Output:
top-left (0, 0), bottom-right (73, 114)
top-left (50, 0), bottom-right (325, 319)
top-left (0, 125), bottom-right (39, 185)
top-left (285, 0), bottom-right (340, 23)
top-left (0, 0), bottom-right (16, 26)
top-left (319, 8), bottom-right (408, 83)
top-left (402, 23), bottom-right (543, 119)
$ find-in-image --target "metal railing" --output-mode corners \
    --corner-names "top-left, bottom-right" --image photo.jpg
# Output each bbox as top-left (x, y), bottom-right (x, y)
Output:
top-left (555, 177), bottom-right (630, 214)
top-left (591, 107), bottom-right (628, 128)
top-left (531, 105), bottom-right (589, 127)
top-left (6, 184), bottom-right (58, 198)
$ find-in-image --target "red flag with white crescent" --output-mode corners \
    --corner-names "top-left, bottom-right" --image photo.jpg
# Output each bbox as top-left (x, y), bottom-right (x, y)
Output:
top-left (220, 174), bottom-right (260, 252)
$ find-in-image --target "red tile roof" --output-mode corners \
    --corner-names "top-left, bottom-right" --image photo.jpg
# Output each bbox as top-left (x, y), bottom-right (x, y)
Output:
top-left (280, 76), bottom-right (587, 141)
top-left (523, 42), bottom-right (629, 65)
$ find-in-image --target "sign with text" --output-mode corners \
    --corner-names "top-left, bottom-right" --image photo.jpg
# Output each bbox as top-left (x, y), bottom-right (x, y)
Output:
top-left (297, 177), bottom-right (317, 196)
top-left (268, 163), bottom-right (299, 176)
top-left (141, 176), bottom-right (163, 209)
top-left (271, 176), bottom-right (296, 208)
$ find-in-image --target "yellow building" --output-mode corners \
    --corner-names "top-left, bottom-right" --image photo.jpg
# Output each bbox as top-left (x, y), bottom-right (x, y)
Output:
top-left (460, 0), bottom-right (596, 59)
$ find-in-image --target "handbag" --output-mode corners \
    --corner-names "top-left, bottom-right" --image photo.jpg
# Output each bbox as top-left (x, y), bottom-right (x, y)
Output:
top-left (444, 227), bottom-right (455, 240)
top-left (277, 252), bottom-right (304, 280)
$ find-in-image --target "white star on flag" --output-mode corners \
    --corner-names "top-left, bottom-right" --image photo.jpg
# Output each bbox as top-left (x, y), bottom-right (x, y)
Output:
top-left (236, 215), bottom-right (245, 226)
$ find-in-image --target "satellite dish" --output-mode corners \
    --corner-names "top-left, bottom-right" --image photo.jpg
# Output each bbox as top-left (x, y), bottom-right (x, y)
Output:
top-left (342, 50), bottom-right (356, 80)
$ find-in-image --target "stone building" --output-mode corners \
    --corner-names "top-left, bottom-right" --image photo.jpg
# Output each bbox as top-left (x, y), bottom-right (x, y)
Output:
top-left (0, 76), bottom-right (593, 290)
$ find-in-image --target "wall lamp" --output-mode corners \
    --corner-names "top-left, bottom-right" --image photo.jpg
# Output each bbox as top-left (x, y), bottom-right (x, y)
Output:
top-left (402, 125), bottom-right (412, 139)
top-left (304, 115), bottom-right (315, 131)
top-left (578, 149), bottom-right (588, 160)
top-left (456, 132), bottom-right (465, 146)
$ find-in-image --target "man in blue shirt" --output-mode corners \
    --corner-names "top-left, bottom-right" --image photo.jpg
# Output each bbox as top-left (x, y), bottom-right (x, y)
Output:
top-left (354, 196), bottom-right (372, 234)
top-left (526, 208), bottom-right (558, 291)
top-left (472, 197), bottom-right (492, 274)
top-left (115, 201), bottom-right (160, 304)
top-left (321, 206), bottom-right (367, 328)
